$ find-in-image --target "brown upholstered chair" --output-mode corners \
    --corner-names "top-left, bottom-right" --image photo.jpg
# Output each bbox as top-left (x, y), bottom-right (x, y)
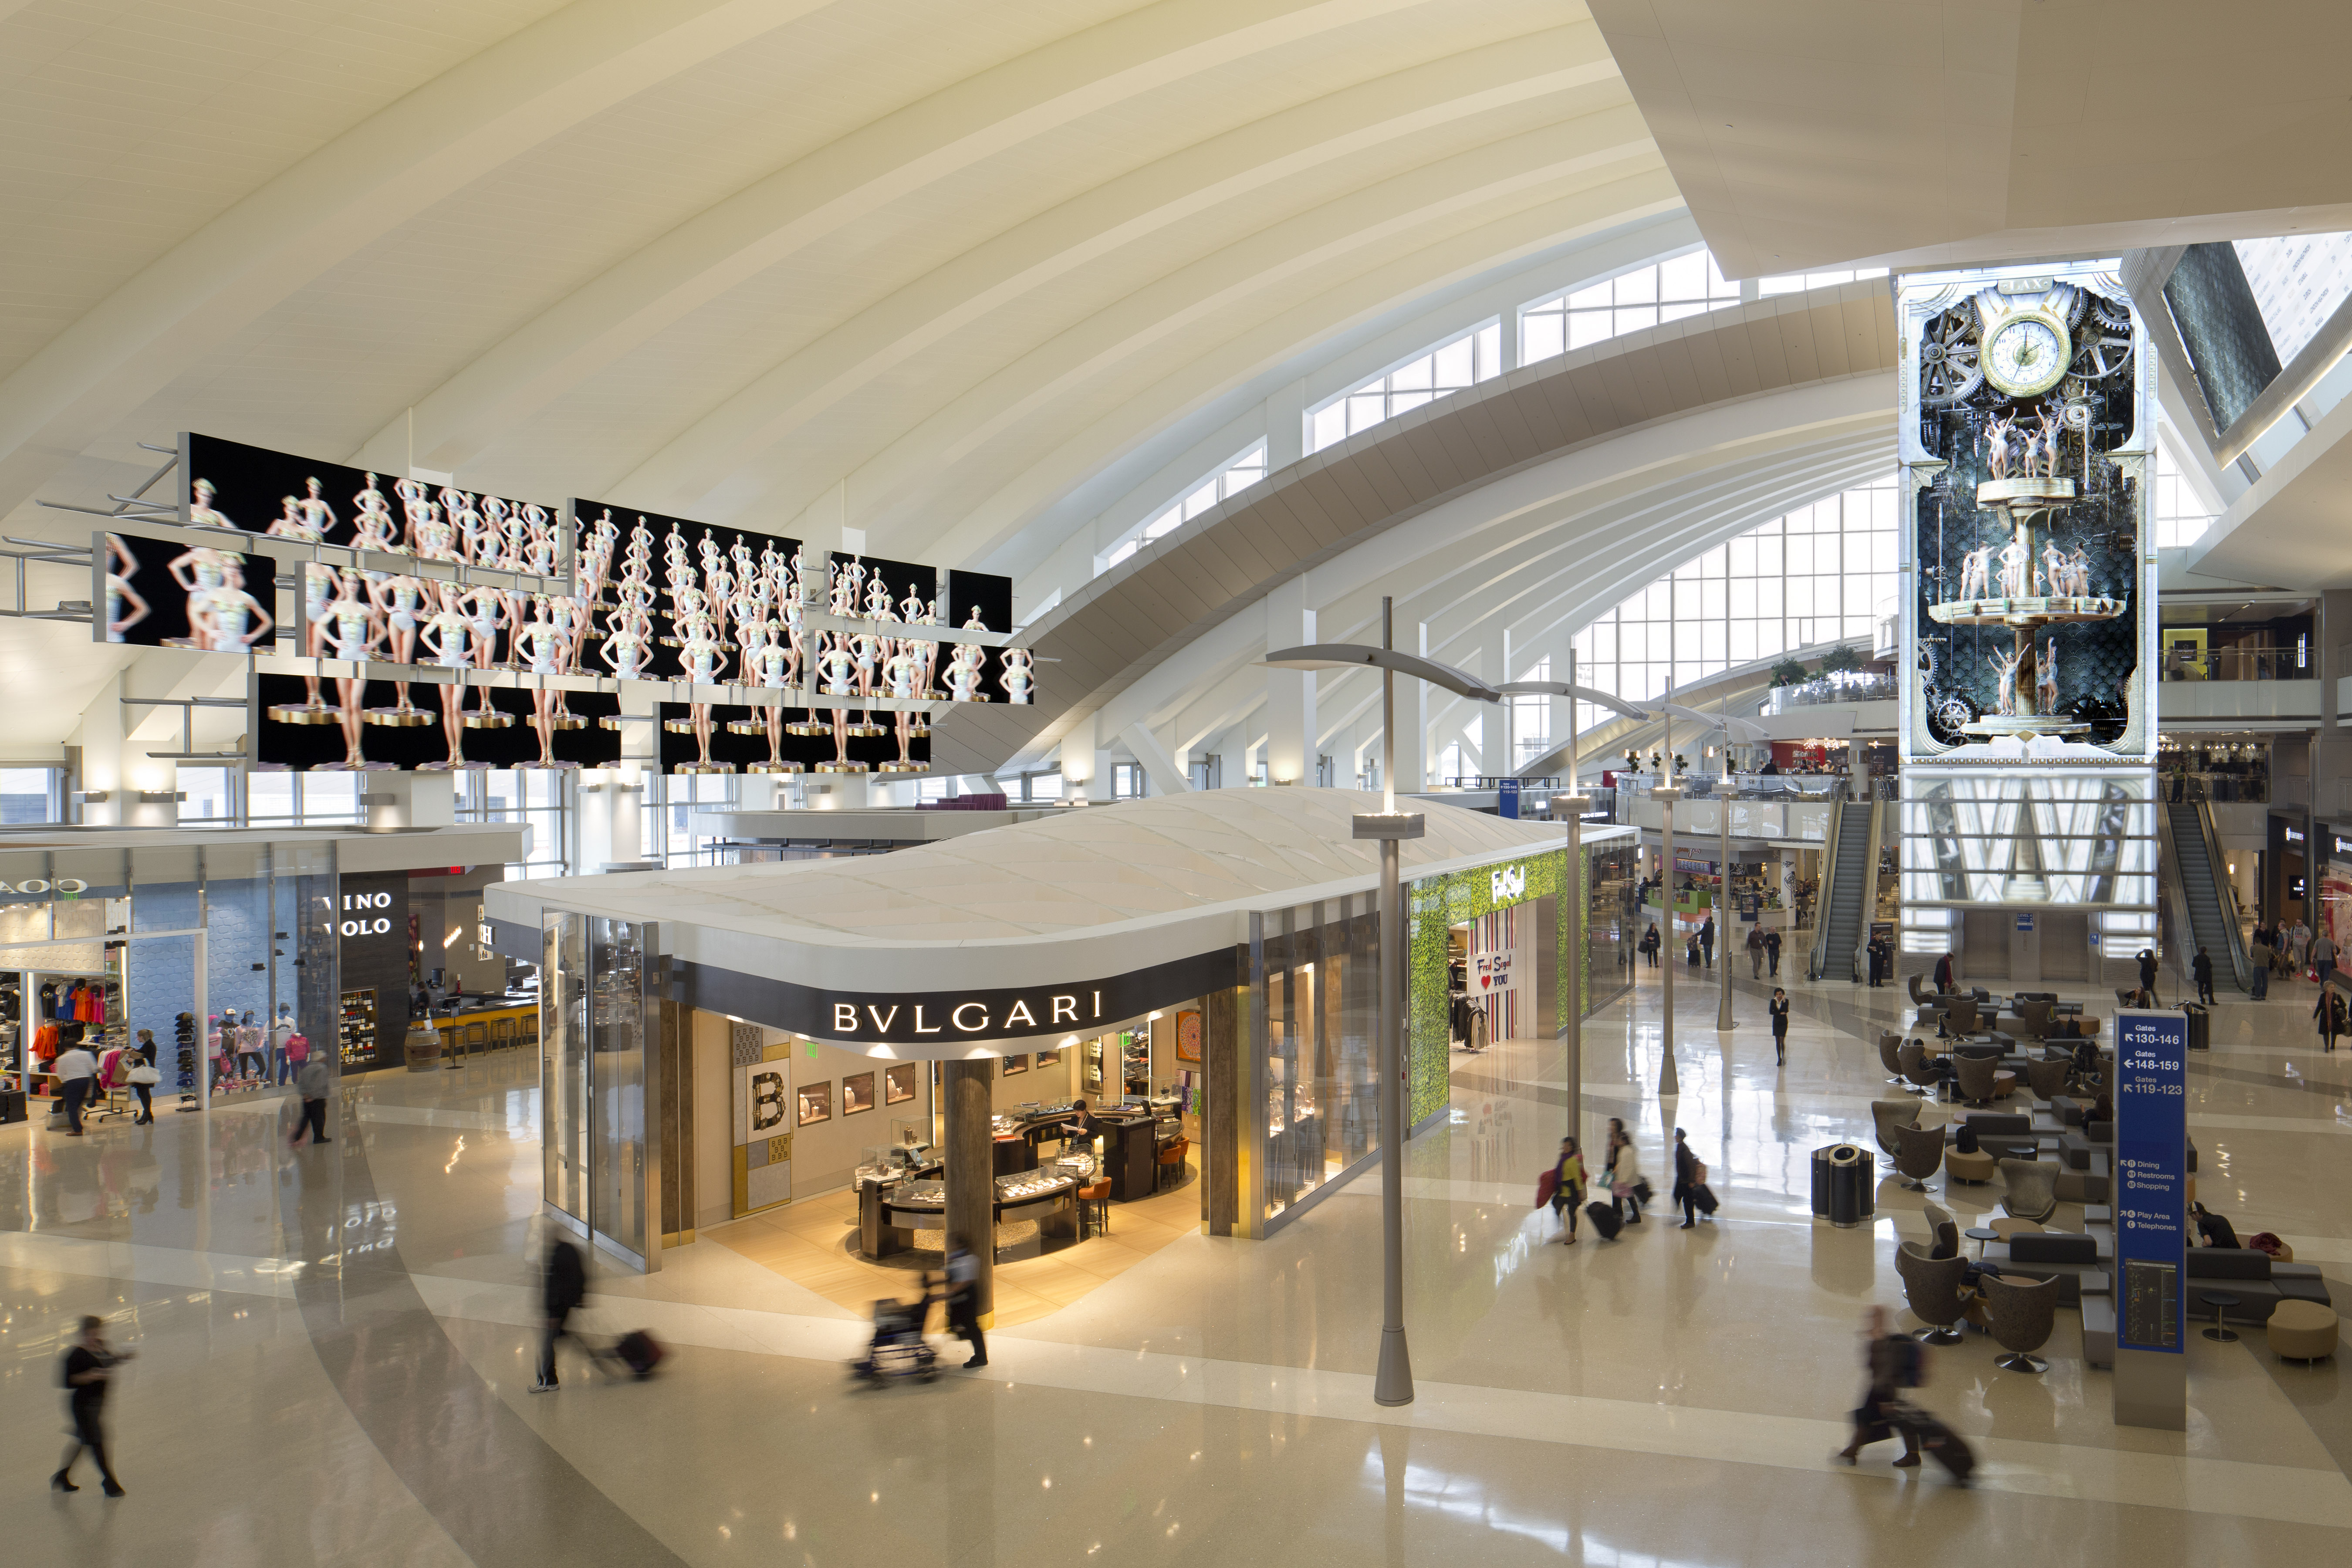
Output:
top-left (1946, 996), bottom-right (1980, 1035)
top-left (1156, 1136), bottom-right (1189, 1191)
top-left (1983, 1272), bottom-right (2058, 1372)
top-left (1878, 1033), bottom-right (1907, 1084)
top-left (1953, 1052), bottom-right (1999, 1106)
top-left (1893, 1122), bottom-right (1944, 1192)
top-left (2015, 1000), bottom-right (2054, 1040)
top-left (1077, 1178), bottom-right (1112, 1237)
top-left (2026, 1057), bottom-right (2071, 1103)
top-left (1896, 1242), bottom-right (1970, 1345)
top-left (1872, 1099), bottom-right (1921, 1163)
top-left (1998, 1158), bottom-right (2061, 1223)
top-left (1897, 1041), bottom-right (1941, 1096)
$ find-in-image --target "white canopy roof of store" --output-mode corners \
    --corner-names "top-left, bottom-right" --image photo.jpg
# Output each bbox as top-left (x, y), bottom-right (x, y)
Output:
top-left (489, 791), bottom-right (1627, 998)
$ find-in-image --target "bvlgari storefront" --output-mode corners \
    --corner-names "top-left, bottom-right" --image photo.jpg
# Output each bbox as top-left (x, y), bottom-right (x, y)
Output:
top-left (489, 789), bottom-right (1628, 1318)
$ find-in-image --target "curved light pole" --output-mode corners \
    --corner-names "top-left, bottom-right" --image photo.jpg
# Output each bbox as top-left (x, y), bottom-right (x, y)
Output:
top-left (1494, 660), bottom-right (1649, 1158)
top-left (1655, 683), bottom-right (1681, 1097)
top-left (1663, 699), bottom-right (1773, 1034)
top-left (1264, 605), bottom-right (1499, 1409)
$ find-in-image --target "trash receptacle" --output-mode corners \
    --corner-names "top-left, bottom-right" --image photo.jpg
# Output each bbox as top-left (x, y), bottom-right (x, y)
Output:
top-left (1811, 1144), bottom-right (1837, 1218)
top-left (2180, 1002), bottom-right (2209, 1051)
top-left (1825, 1143), bottom-right (1872, 1229)
top-left (404, 1020), bottom-right (444, 1072)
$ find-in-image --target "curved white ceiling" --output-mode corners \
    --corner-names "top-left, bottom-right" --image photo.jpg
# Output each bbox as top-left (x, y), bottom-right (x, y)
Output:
top-left (1, 0), bottom-right (1676, 595)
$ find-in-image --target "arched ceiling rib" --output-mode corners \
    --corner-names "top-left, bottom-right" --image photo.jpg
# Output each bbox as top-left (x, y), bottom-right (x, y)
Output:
top-left (3, 0), bottom-right (1674, 602)
top-left (931, 277), bottom-right (1899, 777)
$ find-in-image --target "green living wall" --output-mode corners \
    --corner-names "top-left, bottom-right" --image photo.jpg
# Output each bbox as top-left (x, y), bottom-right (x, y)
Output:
top-left (1405, 846), bottom-right (1584, 1129)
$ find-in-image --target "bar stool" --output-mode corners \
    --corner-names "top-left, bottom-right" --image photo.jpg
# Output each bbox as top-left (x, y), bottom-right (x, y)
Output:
top-left (1078, 1179), bottom-right (1112, 1238)
top-left (490, 1017), bottom-right (517, 1052)
top-left (463, 1022), bottom-right (490, 1059)
top-left (1156, 1135), bottom-right (1189, 1191)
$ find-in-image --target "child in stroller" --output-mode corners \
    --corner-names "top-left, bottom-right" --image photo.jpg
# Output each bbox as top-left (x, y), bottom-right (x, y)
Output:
top-left (852, 1273), bottom-right (940, 1384)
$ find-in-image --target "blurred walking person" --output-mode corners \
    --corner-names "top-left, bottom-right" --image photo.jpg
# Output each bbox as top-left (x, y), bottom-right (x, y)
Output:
top-left (53, 1315), bottom-right (132, 1496)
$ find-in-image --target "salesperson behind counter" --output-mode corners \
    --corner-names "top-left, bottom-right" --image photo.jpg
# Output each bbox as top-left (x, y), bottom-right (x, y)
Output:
top-left (1059, 1097), bottom-right (1103, 1149)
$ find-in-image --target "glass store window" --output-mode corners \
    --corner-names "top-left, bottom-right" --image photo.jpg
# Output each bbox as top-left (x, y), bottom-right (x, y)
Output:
top-left (0, 766), bottom-right (62, 824)
top-left (1248, 896), bottom-right (1379, 1228)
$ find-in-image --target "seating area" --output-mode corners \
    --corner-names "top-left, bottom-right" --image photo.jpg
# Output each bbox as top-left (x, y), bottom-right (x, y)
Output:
top-left (1884, 994), bottom-right (2334, 1378)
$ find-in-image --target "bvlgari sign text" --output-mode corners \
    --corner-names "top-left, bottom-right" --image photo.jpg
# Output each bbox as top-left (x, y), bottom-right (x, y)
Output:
top-left (832, 989), bottom-right (1108, 1038)
top-left (677, 948), bottom-right (1237, 1049)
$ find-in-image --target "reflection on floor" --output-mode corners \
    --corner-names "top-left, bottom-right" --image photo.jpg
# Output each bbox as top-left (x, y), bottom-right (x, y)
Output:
top-left (710, 1162), bottom-right (1202, 1327)
top-left (5, 968), bottom-right (2351, 1566)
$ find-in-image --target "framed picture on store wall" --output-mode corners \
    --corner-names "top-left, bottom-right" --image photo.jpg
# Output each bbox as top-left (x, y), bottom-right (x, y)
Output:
top-left (883, 1063), bottom-right (917, 1105)
top-left (1002, 1053), bottom-right (1027, 1075)
top-left (1176, 1009), bottom-right (1203, 1063)
top-left (797, 1082), bottom-right (831, 1126)
top-left (841, 1072), bottom-right (875, 1115)
top-left (1034, 1051), bottom-right (1059, 1071)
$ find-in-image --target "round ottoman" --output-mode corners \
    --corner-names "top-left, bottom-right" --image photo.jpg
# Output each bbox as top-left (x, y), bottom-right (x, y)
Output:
top-left (1992, 1071), bottom-right (2018, 1099)
top-left (1947, 1147), bottom-right (1998, 1184)
top-left (2268, 1299), bottom-right (2338, 1362)
top-left (1989, 1216), bottom-right (2044, 1240)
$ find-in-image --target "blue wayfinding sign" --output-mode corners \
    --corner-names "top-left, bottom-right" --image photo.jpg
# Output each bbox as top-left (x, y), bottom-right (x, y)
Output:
top-left (1497, 778), bottom-right (1521, 819)
top-left (2114, 1008), bottom-right (2188, 1354)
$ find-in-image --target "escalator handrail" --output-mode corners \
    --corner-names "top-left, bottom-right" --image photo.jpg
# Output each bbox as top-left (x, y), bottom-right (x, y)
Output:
top-left (1807, 798), bottom-right (1843, 980)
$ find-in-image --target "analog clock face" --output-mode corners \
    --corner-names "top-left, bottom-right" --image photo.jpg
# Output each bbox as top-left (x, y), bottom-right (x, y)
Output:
top-left (1986, 316), bottom-right (2068, 395)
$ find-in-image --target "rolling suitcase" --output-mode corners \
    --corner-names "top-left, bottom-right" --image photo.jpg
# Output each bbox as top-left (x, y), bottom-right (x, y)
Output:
top-left (609, 1329), bottom-right (664, 1379)
top-left (1692, 1183), bottom-right (1719, 1216)
top-left (1891, 1402), bottom-right (1974, 1485)
top-left (1585, 1200), bottom-right (1622, 1240)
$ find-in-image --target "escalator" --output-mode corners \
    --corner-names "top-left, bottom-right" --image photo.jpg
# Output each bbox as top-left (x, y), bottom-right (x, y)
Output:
top-left (1810, 799), bottom-right (1877, 983)
top-left (2163, 799), bottom-right (2251, 993)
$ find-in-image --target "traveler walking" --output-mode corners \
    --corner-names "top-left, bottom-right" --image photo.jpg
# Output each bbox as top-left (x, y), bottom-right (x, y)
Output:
top-left (945, 1234), bottom-right (988, 1368)
top-left (2316, 986), bottom-right (2346, 1053)
top-left (532, 1233), bottom-right (587, 1392)
top-left (288, 1054), bottom-right (331, 1146)
top-left (1834, 1306), bottom-right (1923, 1469)
top-left (2311, 928), bottom-right (2338, 989)
top-left (1640, 923), bottom-right (1661, 969)
top-left (53, 1314), bottom-right (132, 1496)
top-left (1765, 927), bottom-right (1783, 977)
top-left (2136, 948), bottom-right (2159, 999)
top-left (1769, 987), bottom-right (1791, 1066)
top-left (1548, 1136), bottom-right (1586, 1244)
top-left (1671, 1128), bottom-right (1700, 1229)
top-left (1700, 915), bottom-right (1716, 970)
top-left (1747, 925), bottom-right (1765, 978)
top-left (53, 1038), bottom-right (98, 1136)
top-left (2192, 947), bottom-right (2215, 1006)
top-left (1605, 1119), bottom-right (1644, 1227)
top-left (1933, 950), bottom-right (1955, 993)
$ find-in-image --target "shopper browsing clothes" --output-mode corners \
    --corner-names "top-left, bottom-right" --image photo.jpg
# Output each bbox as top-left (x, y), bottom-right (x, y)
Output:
top-left (53, 1037), bottom-right (98, 1136)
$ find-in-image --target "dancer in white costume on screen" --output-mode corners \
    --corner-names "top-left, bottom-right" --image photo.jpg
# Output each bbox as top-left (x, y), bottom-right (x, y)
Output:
top-left (104, 536), bottom-right (149, 643)
top-left (319, 571), bottom-right (388, 770)
top-left (188, 478), bottom-right (236, 532)
top-left (416, 595), bottom-right (477, 770)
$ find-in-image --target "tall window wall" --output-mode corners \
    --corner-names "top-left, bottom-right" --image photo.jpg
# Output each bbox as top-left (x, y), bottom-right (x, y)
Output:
top-left (1570, 476), bottom-right (1899, 733)
top-left (2152, 429), bottom-right (2219, 549)
top-left (1508, 656), bottom-right (1551, 767)
top-left (1104, 442), bottom-right (1267, 568)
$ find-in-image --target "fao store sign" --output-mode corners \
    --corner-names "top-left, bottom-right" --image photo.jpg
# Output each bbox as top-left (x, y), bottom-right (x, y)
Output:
top-left (0, 878), bottom-right (89, 899)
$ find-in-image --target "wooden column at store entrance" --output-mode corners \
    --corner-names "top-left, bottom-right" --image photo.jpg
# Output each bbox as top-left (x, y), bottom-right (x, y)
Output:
top-left (1205, 981), bottom-right (1241, 1235)
top-left (944, 1057), bottom-right (995, 1324)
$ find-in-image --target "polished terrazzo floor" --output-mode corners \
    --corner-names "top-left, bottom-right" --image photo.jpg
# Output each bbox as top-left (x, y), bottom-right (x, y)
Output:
top-left (5, 958), bottom-right (2349, 1565)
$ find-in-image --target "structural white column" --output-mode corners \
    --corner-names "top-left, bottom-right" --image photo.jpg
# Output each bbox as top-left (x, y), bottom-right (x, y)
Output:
top-left (1393, 620), bottom-right (1429, 794)
top-left (1497, 306), bottom-right (1520, 375)
top-left (1264, 581), bottom-right (1316, 786)
top-left (1264, 378), bottom-right (1306, 471)
top-left (363, 771), bottom-right (454, 831)
top-left (579, 776), bottom-right (647, 870)
top-left (1062, 713), bottom-right (1114, 802)
top-left (71, 674), bottom-right (125, 825)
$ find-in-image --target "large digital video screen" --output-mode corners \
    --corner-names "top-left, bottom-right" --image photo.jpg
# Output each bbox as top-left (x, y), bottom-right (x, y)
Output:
top-left (253, 673), bottom-right (619, 771)
top-left (183, 433), bottom-right (563, 577)
top-left (98, 532), bottom-right (279, 649)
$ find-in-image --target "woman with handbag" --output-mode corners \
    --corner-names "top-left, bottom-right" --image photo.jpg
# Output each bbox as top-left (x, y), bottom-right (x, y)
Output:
top-left (126, 1028), bottom-right (160, 1123)
top-left (1606, 1119), bottom-right (1644, 1227)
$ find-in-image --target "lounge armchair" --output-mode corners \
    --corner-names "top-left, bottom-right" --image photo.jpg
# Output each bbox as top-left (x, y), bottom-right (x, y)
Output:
top-left (1998, 1157), bottom-right (2061, 1223)
top-left (1896, 1242), bottom-right (1970, 1345)
top-left (1983, 1273), bottom-right (2058, 1372)
top-left (1897, 1041), bottom-right (1942, 1097)
top-left (1872, 1098), bottom-right (1921, 1163)
top-left (1878, 1032), bottom-right (1906, 1084)
top-left (2025, 1057), bottom-right (2070, 1103)
top-left (1946, 997), bottom-right (1980, 1035)
top-left (2015, 1000), bottom-right (2054, 1040)
top-left (1952, 1052), bottom-right (1999, 1106)
top-left (1893, 1122), bottom-right (1944, 1192)
top-left (1922, 1199), bottom-right (1960, 1258)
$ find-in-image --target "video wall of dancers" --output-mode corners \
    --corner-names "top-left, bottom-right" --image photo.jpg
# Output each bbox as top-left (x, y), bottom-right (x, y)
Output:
top-left (253, 674), bottom-right (620, 771)
top-left (99, 533), bottom-right (278, 650)
top-left (183, 433), bottom-right (564, 576)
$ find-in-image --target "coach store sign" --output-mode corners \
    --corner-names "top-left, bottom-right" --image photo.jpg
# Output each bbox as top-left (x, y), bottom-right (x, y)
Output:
top-left (680, 947), bottom-right (1237, 1050)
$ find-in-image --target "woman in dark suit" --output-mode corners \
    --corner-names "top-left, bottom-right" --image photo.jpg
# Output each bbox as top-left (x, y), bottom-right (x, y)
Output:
top-left (1768, 988), bottom-right (1791, 1066)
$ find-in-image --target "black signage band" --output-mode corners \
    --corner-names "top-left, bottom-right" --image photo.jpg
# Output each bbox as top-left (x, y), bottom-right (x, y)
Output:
top-left (672, 946), bottom-right (1237, 1046)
